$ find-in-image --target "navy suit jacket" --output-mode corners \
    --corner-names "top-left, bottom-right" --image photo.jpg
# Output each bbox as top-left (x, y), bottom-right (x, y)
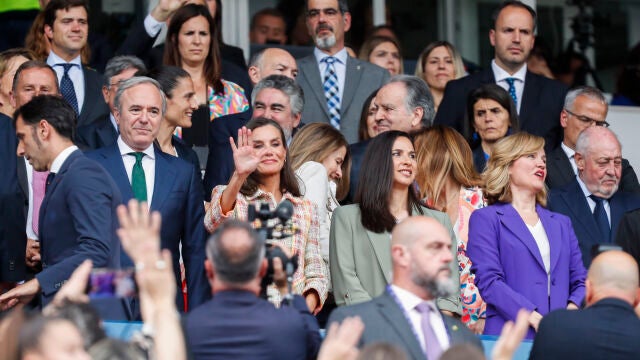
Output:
top-left (86, 144), bottom-right (210, 311)
top-left (328, 290), bottom-right (482, 360)
top-left (184, 290), bottom-right (321, 360)
top-left (35, 149), bottom-right (121, 305)
top-left (530, 298), bottom-right (640, 360)
top-left (548, 179), bottom-right (640, 267)
top-left (75, 114), bottom-right (118, 150)
top-left (345, 139), bottom-right (370, 204)
top-left (0, 113), bottom-right (27, 282)
top-left (434, 68), bottom-right (568, 150)
top-left (545, 145), bottom-right (640, 193)
top-left (78, 66), bottom-right (110, 128)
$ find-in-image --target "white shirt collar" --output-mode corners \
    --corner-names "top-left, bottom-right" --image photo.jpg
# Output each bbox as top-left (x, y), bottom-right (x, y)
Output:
top-left (47, 51), bottom-right (82, 67)
top-left (117, 137), bottom-right (155, 160)
top-left (491, 59), bottom-right (527, 82)
top-left (314, 47), bottom-right (348, 66)
top-left (50, 145), bottom-right (79, 173)
top-left (390, 284), bottom-right (437, 312)
top-left (561, 142), bottom-right (575, 160)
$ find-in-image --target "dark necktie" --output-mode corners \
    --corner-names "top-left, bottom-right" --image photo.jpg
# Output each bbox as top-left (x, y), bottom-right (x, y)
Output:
top-left (45, 172), bottom-right (56, 194)
top-left (415, 302), bottom-right (443, 360)
top-left (505, 77), bottom-right (518, 109)
top-left (58, 63), bottom-right (79, 114)
top-left (129, 152), bottom-right (147, 202)
top-left (589, 194), bottom-right (611, 243)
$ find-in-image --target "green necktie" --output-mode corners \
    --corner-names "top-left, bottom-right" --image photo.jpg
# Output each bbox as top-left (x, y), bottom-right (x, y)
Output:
top-left (129, 152), bottom-right (147, 202)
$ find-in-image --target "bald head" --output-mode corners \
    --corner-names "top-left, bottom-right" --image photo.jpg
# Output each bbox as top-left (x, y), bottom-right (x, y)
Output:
top-left (248, 48), bottom-right (298, 85)
top-left (587, 251), bottom-right (639, 306)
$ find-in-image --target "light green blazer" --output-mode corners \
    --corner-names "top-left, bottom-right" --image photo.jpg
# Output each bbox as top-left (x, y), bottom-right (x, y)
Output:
top-left (329, 204), bottom-right (461, 314)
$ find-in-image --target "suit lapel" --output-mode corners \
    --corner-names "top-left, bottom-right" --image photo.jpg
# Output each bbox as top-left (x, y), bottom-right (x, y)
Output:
top-left (39, 150), bottom-right (81, 236)
top-left (17, 157), bottom-right (29, 199)
top-left (150, 149), bottom-right (177, 211)
top-left (498, 203), bottom-right (546, 271)
top-left (340, 57), bottom-right (364, 114)
top-left (365, 230), bottom-right (392, 283)
top-left (519, 71), bottom-right (541, 125)
top-left (376, 293), bottom-right (425, 360)
top-left (561, 181), bottom-right (601, 245)
top-left (101, 144), bottom-right (134, 200)
top-left (298, 56), bottom-right (330, 118)
top-left (609, 193), bottom-right (632, 239)
top-left (97, 121), bottom-right (118, 148)
top-left (550, 146), bottom-right (575, 185)
top-left (537, 206), bottom-right (562, 272)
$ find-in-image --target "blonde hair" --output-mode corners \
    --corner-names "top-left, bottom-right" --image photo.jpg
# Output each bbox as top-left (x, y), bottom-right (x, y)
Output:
top-left (414, 125), bottom-right (481, 210)
top-left (483, 132), bottom-right (547, 206)
top-left (289, 123), bottom-right (351, 200)
top-left (415, 41), bottom-right (465, 81)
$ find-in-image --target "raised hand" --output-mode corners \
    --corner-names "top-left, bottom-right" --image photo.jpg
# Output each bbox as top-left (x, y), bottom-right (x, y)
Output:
top-left (230, 127), bottom-right (265, 177)
top-left (116, 199), bottom-right (162, 265)
top-left (151, 0), bottom-right (188, 22)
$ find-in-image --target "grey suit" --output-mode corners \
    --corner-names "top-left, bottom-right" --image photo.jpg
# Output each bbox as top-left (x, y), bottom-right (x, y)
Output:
top-left (296, 54), bottom-right (389, 144)
top-left (328, 291), bottom-right (482, 360)
top-left (329, 204), bottom-right (461, 314)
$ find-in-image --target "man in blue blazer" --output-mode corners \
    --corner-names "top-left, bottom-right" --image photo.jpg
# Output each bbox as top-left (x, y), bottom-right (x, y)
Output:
top-left (0, 95), bottom-right (120, 310)
top-left (530, 250), bottom-right (640, 359)
top-left (549, 126), bottom-right (640, 268)
top-left (434, 1), bottom-right (567, 150)
top-left (328, 216), bottom-right (481, 360)
top-left (184, 220), bottom-right (321, 360)
top-left (87, 77), bottom-right (209, 315)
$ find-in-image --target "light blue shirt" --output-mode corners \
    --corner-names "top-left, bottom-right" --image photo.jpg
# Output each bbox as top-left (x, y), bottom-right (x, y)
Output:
top-left (314, 47), bottom-right (348, 106)
top-left (47, 51), bottom-right (85, 112)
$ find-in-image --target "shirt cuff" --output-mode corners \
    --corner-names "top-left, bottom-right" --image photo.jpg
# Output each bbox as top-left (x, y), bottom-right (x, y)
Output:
top-left (144, 14), bottom-right (163, 37)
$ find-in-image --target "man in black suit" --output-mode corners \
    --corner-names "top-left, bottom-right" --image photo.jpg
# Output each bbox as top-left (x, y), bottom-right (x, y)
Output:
top-left (328, 216), bottom-right (481, 360)
top-left (546, 86), bottom-right (640, 193)
top-left (549, 127), bottom-right (640, 268)
top-left (434, 1), bottom-right (567, 149)
top-left (530, 250), bottom-right (640, 360)
top-left (184, 220), bottom-right (321, 359)
top-left (43, 0), bottom-right (109, 128)
top-left (75, 56), bottom-right (147, 150)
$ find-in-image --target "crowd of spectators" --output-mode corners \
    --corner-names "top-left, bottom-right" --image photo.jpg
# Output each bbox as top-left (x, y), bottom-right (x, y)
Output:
top-left (2, 0), bottom-right (640, 359)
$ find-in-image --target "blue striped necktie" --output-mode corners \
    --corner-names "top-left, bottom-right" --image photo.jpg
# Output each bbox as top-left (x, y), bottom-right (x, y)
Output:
top-left (322, 56), bottom-right (341, 129)
top-left (57, 63), bottom-right (79, 114)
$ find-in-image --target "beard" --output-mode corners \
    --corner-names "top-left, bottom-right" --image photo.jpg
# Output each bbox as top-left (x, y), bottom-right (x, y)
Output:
top-left (315, 34), bottom-right (337, 50)
top-left (410, 265), bottom-right (457, 298)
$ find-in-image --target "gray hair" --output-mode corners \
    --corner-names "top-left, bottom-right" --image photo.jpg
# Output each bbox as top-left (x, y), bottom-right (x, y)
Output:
top-left (114, 76), bottom-right (167, 116)
top-left (103, 55), bottom-right (147, 87)
top-left (251, 74), bottom-right (304, 116)
top-left (248, 48), bottom-right (266, 68)
top-left (575, 126), bottom-right (621, 156)
top-left (564, 85), bottom-right (608, 113)
top-left (205, 220), bottom-right (265, 285)
top-left (387, 75), bottom-right (435, 127)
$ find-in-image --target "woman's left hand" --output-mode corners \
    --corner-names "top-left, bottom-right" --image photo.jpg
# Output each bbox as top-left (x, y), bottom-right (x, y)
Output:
top-left (305, 290), bottom-right (321, 315)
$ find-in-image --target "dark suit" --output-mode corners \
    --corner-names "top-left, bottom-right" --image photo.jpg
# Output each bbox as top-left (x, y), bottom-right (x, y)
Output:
top-left (296, 54), bottom-right (389, 144)
top-left (184, 290), bottom-right (321, 360)
top-left (615, 208), bottom-right (640, 271)
top-left (35, 149), bottom-right (121, 305)
top-left (345, 139), bottom-right (370, 203)
top-left (434, 68), bottom-right (568, 150)
top-left (548, 179), bottom-right (640, 267)
top-left (78, 66), bottom-right (110, 128)
top-left (86, 144), bottom-right (210, 312)
top-left (472, 146), bottom-right (487, 174)
top-left (530, 298), bottom-right (640, 360)
top-left (546, 145), bottom-right (640, 193)
top-left (75, 114), bottom-right (118, 150)
top-left (328, 290), bottom-right (481, 360)
top-left (0, 113), bottom-right (27, 283)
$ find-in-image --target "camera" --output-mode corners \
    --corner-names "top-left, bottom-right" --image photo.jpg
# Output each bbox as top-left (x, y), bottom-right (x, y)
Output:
top-left (248, 200), bottom-right (299, 300)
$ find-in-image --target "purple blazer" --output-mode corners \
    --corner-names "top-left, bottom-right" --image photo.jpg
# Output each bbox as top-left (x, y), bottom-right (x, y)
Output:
top-left (467, 202), bottom-right (586, 339)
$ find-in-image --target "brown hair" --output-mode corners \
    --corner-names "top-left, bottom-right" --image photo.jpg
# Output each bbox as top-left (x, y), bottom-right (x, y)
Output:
top-left (358, 35), bottom-right (404, 74)
top-left (25, 10), bottom-right (90, 63)
top-left (289, 123), bottom-right (351, 200)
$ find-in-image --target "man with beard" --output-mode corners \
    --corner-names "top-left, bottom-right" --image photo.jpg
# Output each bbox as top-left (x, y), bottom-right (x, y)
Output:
top-left (549, 126), bottom-right (640, 268)
top-left (251, 75), bottom-right (303, 145)
top-left (296, 0), bottom-right (389, 144)
top-left (327, 216), bottom-right (481, 360)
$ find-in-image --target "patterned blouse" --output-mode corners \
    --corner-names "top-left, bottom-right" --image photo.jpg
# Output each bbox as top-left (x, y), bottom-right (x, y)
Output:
top-left (205, 185), bottom-right (329, 306)
top-left (208, 80), bottom-right (250, 120)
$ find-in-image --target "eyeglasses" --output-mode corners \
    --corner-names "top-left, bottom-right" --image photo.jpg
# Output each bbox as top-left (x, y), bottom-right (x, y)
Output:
top-left (564, 108), bottom-right (610, 128)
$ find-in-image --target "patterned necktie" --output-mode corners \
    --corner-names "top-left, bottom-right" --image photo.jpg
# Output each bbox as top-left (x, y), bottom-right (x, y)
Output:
top-left (589, 194), bottom-right (611, 243)
top-left (322, 56), bottom-right (341, 129)
top-left (505, 77), bottom-right (518, 109)
top-left (58, 63), bottom-right (79, 114)
top-left (415, 302), bottom-right (443, 360)
top-left (129, 152), bottom-right (147, 202)
top-left (32, 170), bottom-right (49, 236)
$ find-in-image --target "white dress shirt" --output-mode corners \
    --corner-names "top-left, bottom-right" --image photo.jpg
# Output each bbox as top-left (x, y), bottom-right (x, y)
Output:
top-left (527, 220), bottom-right (551, 294)
top-left (117, 137), bottom-right (156, 206)
top-left (391, 285), bottom-right (450, 354)
top-left (491, 60), bottom-right (527, 114)
top-left (577, 175), bottom-right (612, 223)
top-left (314, 47), bottom-right (348, 105)
top-left (561, 142), bottom-right (578, 176)
top-left (47, 52), bottom-right (85, 112)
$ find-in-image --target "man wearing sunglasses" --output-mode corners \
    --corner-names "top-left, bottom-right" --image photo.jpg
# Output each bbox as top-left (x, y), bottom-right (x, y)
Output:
top-left (546, 86), bottom-right (640, 193)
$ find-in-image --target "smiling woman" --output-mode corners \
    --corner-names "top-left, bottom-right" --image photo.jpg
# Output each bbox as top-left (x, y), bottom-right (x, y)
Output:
top-left (204, 118), bottom-right (329, 313)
